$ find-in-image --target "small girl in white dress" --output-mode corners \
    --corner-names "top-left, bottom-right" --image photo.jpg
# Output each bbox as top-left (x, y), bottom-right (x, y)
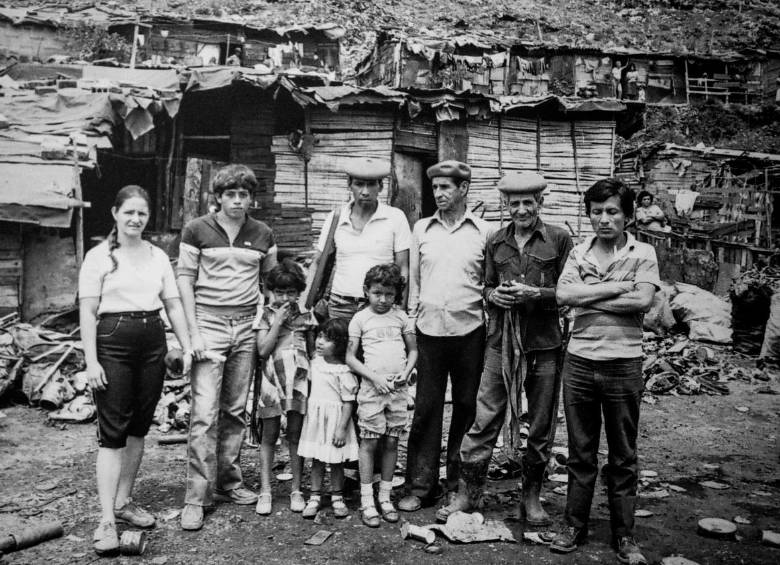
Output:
top-left (297, 318), bottom-right (359, 519)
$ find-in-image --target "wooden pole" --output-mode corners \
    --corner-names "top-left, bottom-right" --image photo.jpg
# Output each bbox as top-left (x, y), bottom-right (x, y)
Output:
top-left (765, 168), bottom-right (773, 248)
top-left (225, 34), bottom-right (231, 64)
top-left (570, 121), bottom-right (583, 237)
top-left (72, 141), bottom-right (84, 266)
top-left (130, 22), bottom-right (139, 69)
top-left (303, 107), bottom-right (311, 210)
top-left (684, 59), bottom-right (690, 105)
top-left (498, 115), bottom-right (504, 226)
top-left (535, 115), bottom-right (541, 172)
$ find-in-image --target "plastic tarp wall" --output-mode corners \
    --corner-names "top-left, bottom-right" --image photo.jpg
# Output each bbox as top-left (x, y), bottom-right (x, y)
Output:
top-left (0, 163), bottom-right (76, 228)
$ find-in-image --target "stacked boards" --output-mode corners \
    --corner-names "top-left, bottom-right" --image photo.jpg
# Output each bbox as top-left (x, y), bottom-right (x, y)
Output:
top-left (271, 107), bottom-right (395, 239)
top-left (466, 116), bottom-right (615, 238)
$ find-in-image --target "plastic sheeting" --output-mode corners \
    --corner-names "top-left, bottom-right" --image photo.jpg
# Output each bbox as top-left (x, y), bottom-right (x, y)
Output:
top-left (0, 163), bottom-right (77, 228)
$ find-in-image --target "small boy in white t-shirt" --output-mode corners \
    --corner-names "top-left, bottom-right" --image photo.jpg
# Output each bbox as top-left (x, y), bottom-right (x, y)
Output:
top-left (346, 263), bottom-right (417, 528)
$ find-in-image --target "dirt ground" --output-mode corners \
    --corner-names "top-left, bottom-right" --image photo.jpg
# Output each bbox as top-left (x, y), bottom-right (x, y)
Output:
top-left (1, 373), bottom-right (779, 565)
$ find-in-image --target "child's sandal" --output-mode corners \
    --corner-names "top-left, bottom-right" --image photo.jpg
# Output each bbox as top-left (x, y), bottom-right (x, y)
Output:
top-left (302, 497), bottom-right (321, 519)
top-left (379, 499), bottom-right (399, 523)
top-left (360, 504), bottom-right (381, 528)
top-left (290, 491), bottom-right (305, 513)
top-left (332, 497), bottom-right (349, 519)
top-left (255, 493), bottom-right (272, 516)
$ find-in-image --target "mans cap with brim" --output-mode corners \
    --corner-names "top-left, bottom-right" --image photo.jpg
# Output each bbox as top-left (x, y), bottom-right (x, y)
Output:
top-left (344, 157), bottom-right (391, 180)
top-left (496, 171), bottom-right (547, 194)
top-left (426, 160), bottom-right (471, 182)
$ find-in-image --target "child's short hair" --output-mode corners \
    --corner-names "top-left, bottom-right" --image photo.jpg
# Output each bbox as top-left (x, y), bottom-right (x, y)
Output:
top-left (363, 263), bottom-right (405, 297)
top-left (318, 318), bottom-right (349, 361)
top-left (265, 258), bottom-right (306, 292)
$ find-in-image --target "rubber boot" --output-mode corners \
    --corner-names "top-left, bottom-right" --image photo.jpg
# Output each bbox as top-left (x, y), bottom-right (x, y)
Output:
top-left (521, 475), bottom-right (552, 527)
top-left (435, 461), bottom-right (488, 523)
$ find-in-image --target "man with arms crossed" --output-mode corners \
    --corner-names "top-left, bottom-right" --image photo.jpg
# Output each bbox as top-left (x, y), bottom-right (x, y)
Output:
top-left (550, 178), bottom-right (659, 565)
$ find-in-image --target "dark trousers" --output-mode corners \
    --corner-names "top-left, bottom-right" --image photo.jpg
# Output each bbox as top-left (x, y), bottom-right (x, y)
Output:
top-left (460, 346), bottom-right (561, 481)
top-left (94, 313), bottom-right (167, 449)
top-left (562, 353), bottom-right (644, 539)
top-left (405, 326), bottom-right (485, 500)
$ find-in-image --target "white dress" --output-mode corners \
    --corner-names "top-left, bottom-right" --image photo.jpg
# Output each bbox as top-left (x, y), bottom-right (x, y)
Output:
top-left (297, 357), bottom-right (359, 463)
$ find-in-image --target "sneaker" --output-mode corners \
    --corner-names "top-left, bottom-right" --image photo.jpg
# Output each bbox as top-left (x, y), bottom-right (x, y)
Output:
top-left (256, 492), bottom-right (272, 515)
top-left (302, 497), bottom-right (321, 519)
top-left (616, 536), bottom-right (648, 565)
top-left (93, 521), bottom-right (119, 555)
top-left (114, 498), bottom-right (156, 528)
top-left (549, 526), bottom-right (587, 554)
top-left (289, 491), bottom-right (305, 513)
top-left (214, 487), bottom-right (258, 505)
top-left (180, 504), bottom-right (204, 531)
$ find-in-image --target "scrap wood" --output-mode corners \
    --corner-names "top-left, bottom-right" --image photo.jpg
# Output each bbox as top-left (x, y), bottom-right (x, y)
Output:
top-left (33, 344), bottom-right (75, 394)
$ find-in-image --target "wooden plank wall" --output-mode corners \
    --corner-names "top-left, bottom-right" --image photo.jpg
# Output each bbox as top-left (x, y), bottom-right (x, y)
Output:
top-left (271, 107), bottom-right (395, 254)
top-left (467, 116), bottom-right (615, 237)
top-left (0, 228), bottom-right (22, 314)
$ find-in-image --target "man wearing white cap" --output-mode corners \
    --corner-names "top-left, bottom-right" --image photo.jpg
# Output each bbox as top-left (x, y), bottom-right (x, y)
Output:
top-left (309, 157), bottom-right (411, 321)
top-left (436, 171), bottom-right (572, 526)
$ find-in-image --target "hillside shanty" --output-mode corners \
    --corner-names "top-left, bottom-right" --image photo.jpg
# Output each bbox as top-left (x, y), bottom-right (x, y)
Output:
top-left (616, 142), bottom-right (780, 287)
top-left (355, 29), bottom-right (780, 106)
top-left (182, 68), bottom-right (642, 254)
top-left (0, 68), bottom-right (181, 318)
top-left (0, 3), bottom-right (344, 79)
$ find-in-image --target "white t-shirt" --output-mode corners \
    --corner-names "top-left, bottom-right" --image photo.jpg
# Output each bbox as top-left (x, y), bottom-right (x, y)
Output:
top-left (79, 240), bottom-right (179, 315)
top-left (348, 306), bottom-right (415, 375)
top-left (316, 202), bottom-right (412, 298)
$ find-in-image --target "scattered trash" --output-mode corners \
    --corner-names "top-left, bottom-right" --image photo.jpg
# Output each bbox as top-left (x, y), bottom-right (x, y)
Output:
top-left (64, 534), bottom-right (85, 543)
top-left (552, 486), bottom-right (567, 495)
top-left (752, 490), bottom-right (772, 497)
top-left (733, 516), bottom-right (752, 525)
top-left (700, 481), bottom-right (730, 490)
top-left (150, 557), bottom-right (169, 565)
top-left (0, 521), bottom-right (64, 554)
top-left (697, 518), bottom-right (737, 540)
top-left (702, 464), bottom-right (721, 471)
top-left (762, 530), bottom-right (780, 548)
top-left (119, 530), bottom-right (147, 556)
top-left (634, 509), bottom-right (654, 517)
top-left (424, 543), bottom-right (443, 554)
top-left (158, 434), bottom-right (188, 445)
top-left (427, 512), bottom-right (516, 543)
top-left (313, 509), bottom-right (331, 525)
top-left (34, 479), bottom-right (59, 492)
top-left (523, 531), bottom-right (554, 545)
top-left (661, 557), bottom-right (700, 565)
top-left (401, 522), bottom-right (436, 544)
top-left (667, 484), bottom-right (687, 493)
top-left (159, 508), bottom-right (181, 522)
top-left (548, 474), bottom-right (568, 483)
top-left (640, 489), bottom-right (670, 499)
top-left (735, 406), bottom-right (749, 413)
top-left (639, 470), bottom-right (658, 479)
top-left (671, 283), bottom-right (732, 344)
top-left (304, 530), bottom-right (333, 546)
top-left (276, 473), bottom-right (293, 481)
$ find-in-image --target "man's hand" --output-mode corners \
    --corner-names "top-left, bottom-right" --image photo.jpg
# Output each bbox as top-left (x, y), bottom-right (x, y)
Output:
top-left (490, 285), bottom-right (516, 309)
top-left (505, 282), bottom-right (541, 304)
top-left (191, 332), bottom-right (206, 361)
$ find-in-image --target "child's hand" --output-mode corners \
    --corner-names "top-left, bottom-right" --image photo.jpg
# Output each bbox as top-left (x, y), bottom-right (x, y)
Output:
top-left (273, 302), bottom-right (292, 324)
top-left (368, 373), bottom-right (391, 395)
top-left (332, 428), bottom-right (346, 447)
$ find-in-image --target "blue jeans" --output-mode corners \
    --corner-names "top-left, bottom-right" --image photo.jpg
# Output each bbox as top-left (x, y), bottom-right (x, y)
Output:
top-left (185, 305), bottom-right (257, 506)
top-left (405, 326), bottom-right (486, 500)
top-left (460, 346), bottom-right (561, 481)
top-left (562, 353), bottom-right (644, 539)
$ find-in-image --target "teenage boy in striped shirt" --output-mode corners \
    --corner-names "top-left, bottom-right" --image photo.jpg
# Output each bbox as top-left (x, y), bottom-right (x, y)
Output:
top-left (550, 178), bottom-right (660, 565)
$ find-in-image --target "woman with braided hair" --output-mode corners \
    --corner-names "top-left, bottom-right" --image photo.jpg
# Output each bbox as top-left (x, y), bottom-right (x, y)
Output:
top-left (79, 185), bottom-right (192, 555)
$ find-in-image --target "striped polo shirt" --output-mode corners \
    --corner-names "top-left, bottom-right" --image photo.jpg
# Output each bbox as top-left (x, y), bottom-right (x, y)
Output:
top-left (177, 213), bottom-right (277, 307)
top-left (559, 233), bottom-right (660, 361)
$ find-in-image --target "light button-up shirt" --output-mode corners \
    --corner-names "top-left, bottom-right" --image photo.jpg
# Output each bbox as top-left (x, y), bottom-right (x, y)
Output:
top-left (409, 210), bottom-right (493, 337)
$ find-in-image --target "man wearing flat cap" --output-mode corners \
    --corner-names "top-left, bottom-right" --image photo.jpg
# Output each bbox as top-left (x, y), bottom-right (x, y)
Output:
top-left (436, 171), bottom-right (573, 526)
top-left (309, 157), bottom-right (411, 321)
top-left (399, 160), bottom-right (493, 512)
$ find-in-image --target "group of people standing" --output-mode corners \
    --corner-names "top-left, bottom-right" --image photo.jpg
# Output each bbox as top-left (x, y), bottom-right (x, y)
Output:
top-left (79, 157), bottom-right (659, 565)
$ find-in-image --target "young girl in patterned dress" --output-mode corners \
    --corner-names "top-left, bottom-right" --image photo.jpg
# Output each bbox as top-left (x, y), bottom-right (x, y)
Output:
top-left (297, 318), bottom-right (359, 519)
top-left (254, 260), bottom-right (318, 515)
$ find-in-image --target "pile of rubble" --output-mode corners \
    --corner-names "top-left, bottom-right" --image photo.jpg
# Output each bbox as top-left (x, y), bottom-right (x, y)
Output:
top-left (642, 333), bottom-right (774, 400)
top-left (0, 313), bottom-right (190, 431)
